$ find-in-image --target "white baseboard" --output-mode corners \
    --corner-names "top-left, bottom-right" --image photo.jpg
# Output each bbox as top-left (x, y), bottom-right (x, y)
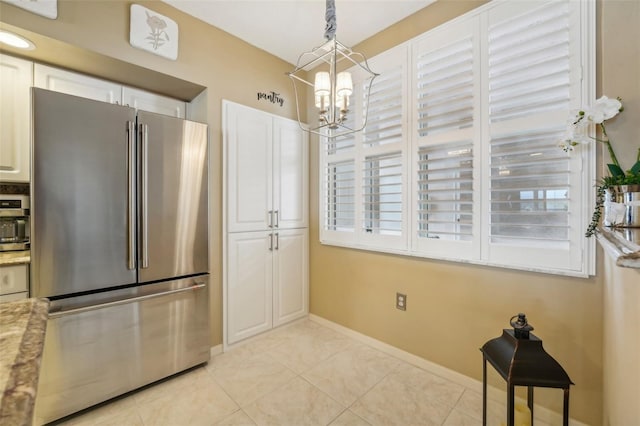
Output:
top-left (309, 314), bottom-right (588, 426)
top-left (210, 344), bottom-right (223, 358)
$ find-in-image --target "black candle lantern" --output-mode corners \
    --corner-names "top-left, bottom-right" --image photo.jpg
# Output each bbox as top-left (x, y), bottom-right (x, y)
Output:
top-left (480, 314), bottom-right (573, 426)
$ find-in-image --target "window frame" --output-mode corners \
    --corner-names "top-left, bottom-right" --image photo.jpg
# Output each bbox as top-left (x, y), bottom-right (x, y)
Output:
top-left (318, 0), bottom-right (596, 277)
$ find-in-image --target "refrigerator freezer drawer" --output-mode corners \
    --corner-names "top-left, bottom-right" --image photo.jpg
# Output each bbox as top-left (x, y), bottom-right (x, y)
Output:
top-left (33, 276), bottom-right (211, 425)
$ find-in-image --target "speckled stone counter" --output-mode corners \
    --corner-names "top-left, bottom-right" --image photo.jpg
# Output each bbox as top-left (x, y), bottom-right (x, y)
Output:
top-left (0, 298), bottom-right (49, 426)
top-left (597, 227), bottom-right (640, 268)
top-left (0, 251), bottom-right (30, 266)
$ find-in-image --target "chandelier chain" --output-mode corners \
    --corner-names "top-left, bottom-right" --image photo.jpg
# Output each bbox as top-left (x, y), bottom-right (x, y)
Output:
top-left (324, 0), bottom-right (337, 40)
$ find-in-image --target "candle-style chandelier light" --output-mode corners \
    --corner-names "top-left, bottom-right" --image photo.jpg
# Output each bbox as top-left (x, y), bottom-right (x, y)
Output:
top-left (287, 0), bottom-right (378, 138)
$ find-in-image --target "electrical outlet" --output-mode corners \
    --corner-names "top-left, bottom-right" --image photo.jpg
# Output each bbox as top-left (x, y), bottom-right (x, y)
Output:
top-left (396, 293), bottom-right (407, 311)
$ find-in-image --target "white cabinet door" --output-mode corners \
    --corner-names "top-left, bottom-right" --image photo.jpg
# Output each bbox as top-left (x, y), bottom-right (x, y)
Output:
top-left (0, 264), bottom-right (29, 297)
top-left (34, 64), bottom-right (121, 104)
top-left (0, 54), bottom-right (32, 182)
top-left (227, 231), bottom-right (273, 344)
top-left (273, 228), bottom-right (309, 327)
top-left (273, 118), bottom-right (308, 230)
top-left (225, 102), bottom-right (273, 233)
top-left (122, 86), bottom-right (186, 118)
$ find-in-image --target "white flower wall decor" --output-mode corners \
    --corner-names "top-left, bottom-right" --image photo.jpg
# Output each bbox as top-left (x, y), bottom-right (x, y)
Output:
top-left (130, 4), bottom-right (178, 60)
top-left (1, 0), bottom-right (57, 19)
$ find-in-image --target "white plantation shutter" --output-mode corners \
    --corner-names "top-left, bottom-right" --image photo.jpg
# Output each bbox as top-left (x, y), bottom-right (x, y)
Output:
top-left (485, 1), bottom-right (585, 272)
top-left (320, 46), bottom-right (409, 249)
top-left (362, 152), bottom-right (403, 236)
top-left (323, 160), bottom-right (355, 233)
top-left (413, 19), bottom-right (480, 260)
top-left (364, 65), bottom-right (403, 147)
top-left (488, 1), bottom-right (571, 123)
top-left (416, 36), bottom-right (474, 137)
top-left (490, 128), bottom-right (570, 243)
top-left (417, 142), bottom-right (474, 241)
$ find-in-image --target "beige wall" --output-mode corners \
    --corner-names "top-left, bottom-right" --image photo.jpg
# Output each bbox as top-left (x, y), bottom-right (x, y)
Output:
top-left (0, 0), bottom-right (306, 347)
top-left (308, 1), bottom-right (622, 425)
top-left (600, 1), bottom-right (640, 425)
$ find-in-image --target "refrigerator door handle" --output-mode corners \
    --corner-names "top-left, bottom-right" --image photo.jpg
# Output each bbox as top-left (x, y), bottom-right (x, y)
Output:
top-left (140, 123), bottom-right (149, 269)
top-left (48, 282), bottom-right (207, 319)
top-left (127, 121), bottom-right (136, 270)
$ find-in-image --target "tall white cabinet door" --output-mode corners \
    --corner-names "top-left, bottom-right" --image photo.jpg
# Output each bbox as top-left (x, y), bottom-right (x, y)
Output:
top-left (225, 102), bottom-right (274, 232)
top-left (34, 64), bottom-right (121, 104)
top-left (273, 118), bottom-right (308, 230)
top-left (227, 231), bottom-right (273, 344)
top-left (273, 228), bottom-right (309, 327)
top-left (0, 54), bottom-right (32, 182)
top-left (122, 86), bottom-right (186, 118)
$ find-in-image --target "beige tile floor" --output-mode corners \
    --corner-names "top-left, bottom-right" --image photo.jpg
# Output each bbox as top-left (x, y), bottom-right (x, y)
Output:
top-left (54, 319), bottom-right (535, 426)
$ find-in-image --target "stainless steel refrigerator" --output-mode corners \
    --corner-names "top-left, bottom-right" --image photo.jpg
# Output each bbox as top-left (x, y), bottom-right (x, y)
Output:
top-left (30, 88), bottom-right (210, 424)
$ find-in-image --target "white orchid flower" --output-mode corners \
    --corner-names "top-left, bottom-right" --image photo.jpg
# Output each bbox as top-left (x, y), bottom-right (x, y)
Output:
top-left (584, 96), bottom-right (622, 124)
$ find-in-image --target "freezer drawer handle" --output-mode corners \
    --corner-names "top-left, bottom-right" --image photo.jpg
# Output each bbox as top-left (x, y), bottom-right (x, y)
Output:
top-left (48, 283), bottom-right (206, 319)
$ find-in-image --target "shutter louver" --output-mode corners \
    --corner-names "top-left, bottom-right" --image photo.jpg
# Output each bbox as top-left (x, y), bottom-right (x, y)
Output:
top-left (489, 2), bottom-right (570, 122)
top-left (364, 65), bottom-right (403, 147)
top-left (324, 160), bottom-right (355, 232)
top-left (417, 141), bottom-right (474, 241)
top-left (490, 128), bottom-right (570, 242)
top-left (416, 37), bottom-right (474, 137)
top-left (362, 152), bottom-right (402, 236)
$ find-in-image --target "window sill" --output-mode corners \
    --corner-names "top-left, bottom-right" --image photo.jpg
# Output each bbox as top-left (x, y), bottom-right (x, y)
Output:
top-left (596, 227), bottom-right (640, 269)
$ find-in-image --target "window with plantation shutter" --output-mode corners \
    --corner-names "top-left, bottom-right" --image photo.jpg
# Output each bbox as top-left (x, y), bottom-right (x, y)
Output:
top-left (318, 0), bottom-right (594, 276)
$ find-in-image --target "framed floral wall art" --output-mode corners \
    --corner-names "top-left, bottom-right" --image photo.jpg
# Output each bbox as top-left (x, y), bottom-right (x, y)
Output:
top-left (1, 0), bottom-right (57, 19)
top-left (130, 4), bottom-right (178, 60)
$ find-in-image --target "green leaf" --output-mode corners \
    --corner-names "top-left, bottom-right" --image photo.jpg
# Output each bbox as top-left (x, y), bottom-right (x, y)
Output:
top-left (607, 163), bottom-right (625, 177)
top-left (630, 161), bottom-right (640, 175)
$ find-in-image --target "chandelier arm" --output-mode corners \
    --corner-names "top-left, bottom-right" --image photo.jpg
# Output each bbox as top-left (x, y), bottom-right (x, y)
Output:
top-left (324, 0), bottom-right (336, 40)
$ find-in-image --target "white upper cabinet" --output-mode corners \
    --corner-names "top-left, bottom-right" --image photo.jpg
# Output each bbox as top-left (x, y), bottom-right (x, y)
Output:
top-left (224, 101), bottom-right (308, 233)
top-left (34, 64), bottom-right (186, 118)
top-left (34, 63), bottom-right (121, 104)
top-left (122, 86), bottom-right (185, 118)
top-left (0, 54), bottom-right (32, 182)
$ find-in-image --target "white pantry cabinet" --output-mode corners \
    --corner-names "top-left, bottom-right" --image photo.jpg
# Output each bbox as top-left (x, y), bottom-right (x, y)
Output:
top-left (226, 228), bottom-right (308, 344)
top-left (0, 54), bottom-right (32, 182)
top-left (225, 101), bottom-right (308, 232)
top-left (34, 64), bottom-right (185, 117)
top-left (223, 101), bottom-right (309, 345)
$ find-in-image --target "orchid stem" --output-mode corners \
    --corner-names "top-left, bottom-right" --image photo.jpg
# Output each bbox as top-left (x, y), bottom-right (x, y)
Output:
top-left (599, 123), bottom-right (620, 168)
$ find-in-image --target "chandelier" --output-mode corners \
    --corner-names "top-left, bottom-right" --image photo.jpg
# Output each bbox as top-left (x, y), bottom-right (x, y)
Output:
top-left (287, 0), bottom-right (378, 138)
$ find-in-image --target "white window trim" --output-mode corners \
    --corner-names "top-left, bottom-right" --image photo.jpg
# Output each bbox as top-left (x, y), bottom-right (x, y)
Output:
top-left (319, 0), bottom-right (596, 277)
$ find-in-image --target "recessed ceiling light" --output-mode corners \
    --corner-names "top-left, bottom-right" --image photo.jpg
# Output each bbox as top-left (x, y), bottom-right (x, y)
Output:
top-left (0, 30), bottom-right (35, 50)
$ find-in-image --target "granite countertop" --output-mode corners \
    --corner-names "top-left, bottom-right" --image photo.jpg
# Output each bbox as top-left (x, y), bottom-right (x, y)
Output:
top-left (0, 251), bottom-right (30, 267)
top-left (597, 227), bottom-right (640, 268)
top-left (0, 298), bottom-right (49, 426)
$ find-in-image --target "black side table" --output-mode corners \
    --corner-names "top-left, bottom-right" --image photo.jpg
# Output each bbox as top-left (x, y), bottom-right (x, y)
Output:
top-left (480, 329), bottom-right (573, 426)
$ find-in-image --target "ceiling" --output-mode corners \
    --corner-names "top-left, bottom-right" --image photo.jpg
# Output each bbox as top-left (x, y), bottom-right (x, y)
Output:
top-left (162, 0), bottom-right (434, 65)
